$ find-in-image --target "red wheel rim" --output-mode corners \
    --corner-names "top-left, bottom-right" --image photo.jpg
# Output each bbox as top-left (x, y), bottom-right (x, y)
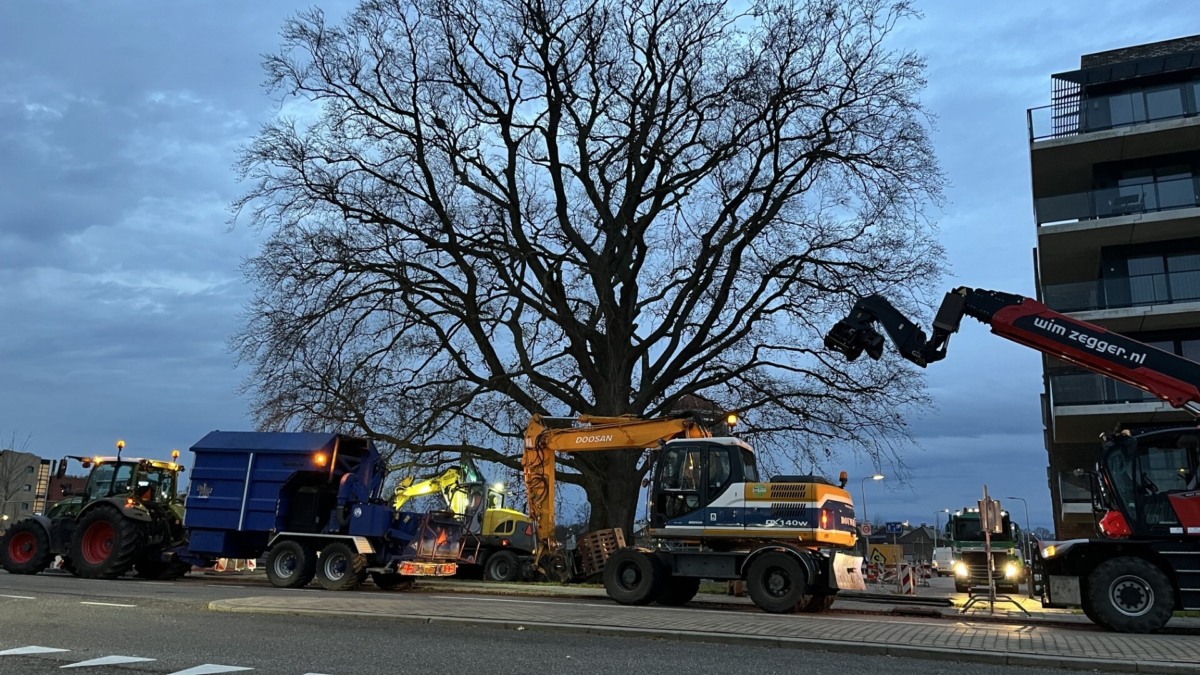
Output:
top-left (7, 532), bottom-right (36, 564)
top-left (81, 521), bottom-right (115, 565)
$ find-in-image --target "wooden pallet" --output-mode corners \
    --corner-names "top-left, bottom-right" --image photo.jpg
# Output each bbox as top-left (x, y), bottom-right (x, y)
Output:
top-left (576, 528), bottom-right (626, 577)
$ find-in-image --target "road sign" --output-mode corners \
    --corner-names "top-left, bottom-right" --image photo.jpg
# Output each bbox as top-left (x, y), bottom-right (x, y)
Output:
top-left (868, 544), bottom-right (902, 565)
top-left (885, 521), bottom-right (903, 534)
top-left (860, 523), bottom-right (872, 536)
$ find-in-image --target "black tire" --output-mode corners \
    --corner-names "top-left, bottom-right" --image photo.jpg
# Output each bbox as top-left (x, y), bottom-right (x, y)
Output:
top-left (1081, 596), bottom-right (1106, 629)
top-left (371, 572), bottom-right (414, 591)
top-left (746, 551), bottom-right (811, 614)
top-left (265, 540), bottom-right (317, 589)
top-left (485, 550), bottom-right (522, 582)
top-left (315, 542), bottom-right (367, 591)
top-left (1086, 557), bottom-right (1175, 633)
top-left (656, 576), bottom-right (701, 606)
top-left (70, 506), bottom-right (143, 579)
top-left (799, 593), bottom-right (837, 613)
top-left (134, 557), bottom-right (191, 580)
top-left (603, 549), bottom-right (665, 605)
top-left (0, 520), bottom-right (53, 575)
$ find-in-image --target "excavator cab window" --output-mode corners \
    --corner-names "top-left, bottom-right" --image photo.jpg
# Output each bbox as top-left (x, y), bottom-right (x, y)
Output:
top-left (656, 445), bottom-right (705, 521)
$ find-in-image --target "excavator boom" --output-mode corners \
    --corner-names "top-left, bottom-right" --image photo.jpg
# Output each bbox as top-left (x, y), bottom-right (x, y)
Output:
top-left (826, 286), bottom-right (1200, 415)
top-left (523, 414), bottom-right (711, 558)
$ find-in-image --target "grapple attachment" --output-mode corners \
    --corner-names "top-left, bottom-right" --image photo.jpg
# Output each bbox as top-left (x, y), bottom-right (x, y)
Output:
top-left (823, 320), bottom-right (885, 362)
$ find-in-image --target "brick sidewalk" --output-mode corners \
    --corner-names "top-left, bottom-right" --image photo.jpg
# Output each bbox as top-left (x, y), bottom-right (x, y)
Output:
top-left (211, 591), bottom-right (1200, 671)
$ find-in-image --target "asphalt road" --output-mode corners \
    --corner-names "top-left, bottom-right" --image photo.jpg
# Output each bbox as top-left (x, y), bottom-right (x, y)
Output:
top-left (0, 571), bottom-right (1137, 675)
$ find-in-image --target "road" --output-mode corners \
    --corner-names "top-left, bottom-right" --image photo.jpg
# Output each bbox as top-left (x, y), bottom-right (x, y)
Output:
top-left (0, 571), bottom-right (1143, 675)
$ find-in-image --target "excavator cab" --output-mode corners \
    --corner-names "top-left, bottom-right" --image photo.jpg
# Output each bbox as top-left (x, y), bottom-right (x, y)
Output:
top-left (1097, 429), bottom-right (1200, 539)
top-left (650, 439), bottom-right (758, 528)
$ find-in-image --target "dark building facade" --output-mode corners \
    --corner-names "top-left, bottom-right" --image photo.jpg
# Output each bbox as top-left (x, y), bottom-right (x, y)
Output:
top-left (1030, 35), bottom-right (1200, 538)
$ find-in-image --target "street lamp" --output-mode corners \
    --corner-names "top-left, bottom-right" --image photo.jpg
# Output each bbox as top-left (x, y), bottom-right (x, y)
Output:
top-left (860, 474), bottom-right (884, 556)
top-left (1007, 496), bottom-right (1033, 597)
top-left (933, 508), bottom-right (950, 548)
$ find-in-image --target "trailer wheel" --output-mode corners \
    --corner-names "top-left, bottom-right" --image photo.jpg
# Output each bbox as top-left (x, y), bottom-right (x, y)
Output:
top-left (746, 551), bottom-right (811, 613)
top-left (315, 542), bottom-right (367, 591)
top-left (70, 506), bottom-right (143, 579)
top-left (656, 576), bottom-right (701, 606)
top-left (799, 593), bottom-right (836, 613)
top-left (1087, 557), bottom-right (1175, 633)
top-left (371, 572), bottom-right (414, 591)
top-left (603, 549), bottom-right (665, 605)
top-left (485, 550), bottom-right (522, 582)
top-left (265, 540), bottom-right (317, 588)
top-left (0, 520), bottom-right (53, 575)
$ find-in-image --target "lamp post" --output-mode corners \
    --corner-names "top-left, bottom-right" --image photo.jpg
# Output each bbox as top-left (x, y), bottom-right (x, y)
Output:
top-left (934, 508), bottom-right (950, 548)
top-left (860, 474), bottom-right (884, 556)
top-left (1007, 496), bottom-right (1032, 597)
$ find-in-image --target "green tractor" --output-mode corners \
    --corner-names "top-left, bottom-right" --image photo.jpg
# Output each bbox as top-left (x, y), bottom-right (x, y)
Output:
top-left (0, 446), bottom-right (190, 580)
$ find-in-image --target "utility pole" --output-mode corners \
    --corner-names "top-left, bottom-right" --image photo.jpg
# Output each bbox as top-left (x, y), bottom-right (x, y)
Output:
top-left (860, 473), bottom-right (884, 558)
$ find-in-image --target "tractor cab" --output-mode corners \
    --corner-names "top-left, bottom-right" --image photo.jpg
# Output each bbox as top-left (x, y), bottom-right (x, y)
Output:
top-left (61, 455), bottom-right (184, 513)
top-left (1096, 428), bottom-right (1200, 539)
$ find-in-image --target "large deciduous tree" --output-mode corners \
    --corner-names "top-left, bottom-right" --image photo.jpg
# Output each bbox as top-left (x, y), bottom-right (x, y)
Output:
top-left (233, 0), bottom-right (944, 533)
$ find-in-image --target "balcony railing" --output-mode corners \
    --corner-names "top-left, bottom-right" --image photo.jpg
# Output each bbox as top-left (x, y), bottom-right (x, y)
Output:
top-left (1035, 175), bottom-right (1200, 225)
top-left (1029, 81), bottom-right (1200, 141)
top-left (1043, 270), bottom-right (1200, 312)
top-left (1050, 371), bottom-right (1155, 407)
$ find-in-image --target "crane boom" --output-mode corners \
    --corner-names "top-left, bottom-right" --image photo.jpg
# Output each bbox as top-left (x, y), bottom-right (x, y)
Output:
top-left (825, 286), bottom-right (1200, 415)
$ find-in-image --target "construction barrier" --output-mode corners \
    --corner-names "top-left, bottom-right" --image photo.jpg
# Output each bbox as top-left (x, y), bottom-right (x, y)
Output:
top-left (899, 563), bottom-right (916, 595)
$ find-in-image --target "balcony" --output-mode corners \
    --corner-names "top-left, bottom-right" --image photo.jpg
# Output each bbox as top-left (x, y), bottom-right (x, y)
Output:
top-left (1050, 371), bottom-right (1153, 406)
top-left (1029, 81), bottom-right (1200, 141)
top-left (1043, 270), bottom-right (1200, 312)
top-left (1035, 175), bottom-right (1200, 225)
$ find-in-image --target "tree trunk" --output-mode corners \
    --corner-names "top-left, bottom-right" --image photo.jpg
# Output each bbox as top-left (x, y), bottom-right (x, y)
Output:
top-left (575, 449), bottom-right (646, 537)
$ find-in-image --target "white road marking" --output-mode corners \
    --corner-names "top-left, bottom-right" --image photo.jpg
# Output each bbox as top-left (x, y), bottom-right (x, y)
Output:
top-left (62, 655), bottom-right (156, 668)
top-left (206, 584), bottom-right (245, 588)
top-left (0, 594), bottom-right (35, 599)
top-left (0, 646), bottom-right (70, 656)
top-left (79, 601), bottom-right (137, 608)
top-left (165, 665), bottom-right (253, 675)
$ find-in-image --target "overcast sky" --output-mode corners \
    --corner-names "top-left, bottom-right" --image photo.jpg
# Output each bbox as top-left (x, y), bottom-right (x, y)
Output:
top-left (1, 1), bottom-right (1195, 533)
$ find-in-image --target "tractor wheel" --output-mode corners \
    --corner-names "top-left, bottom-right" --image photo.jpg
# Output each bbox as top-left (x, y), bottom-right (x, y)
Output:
top-left (1086, 557), bottom-right (1175, 633)
top-left (746, 551), bottom-right (812, 614)
top-left (371, 572), bottom-right (414, 591)
top-left (799, 593), bottom-right (837, 613)
top-left (0, 520), bottom-right (53, 575)
top-left (70, 506), bottom-right (143, 579)
top-left (315, 542), bottom-right (368, 591)
top-left (484, 550), bottom-right (522, 582)
top-left (656, 576), bottom-right (701, 606)
top-left (603, 549), bottom-right (665, 606)
top-left (265, 540), bottom-right (317, 589)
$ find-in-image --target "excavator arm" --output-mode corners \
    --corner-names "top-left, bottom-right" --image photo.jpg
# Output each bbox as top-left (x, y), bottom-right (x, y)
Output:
top-left (392, 467), bottom-right (462, 511)
top-left (523, 414), bottom-right (711, 559)
top-left (825, 286), bottom-right (1200, 415)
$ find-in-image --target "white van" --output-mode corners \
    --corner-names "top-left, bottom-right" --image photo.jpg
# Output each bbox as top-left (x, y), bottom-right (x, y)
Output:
top-left (932, 547), bottom-right (955, 577)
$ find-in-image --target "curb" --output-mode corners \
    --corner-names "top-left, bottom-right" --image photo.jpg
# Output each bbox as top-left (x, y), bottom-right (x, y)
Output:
top-left (207, 600), bottom-right (1200, 673)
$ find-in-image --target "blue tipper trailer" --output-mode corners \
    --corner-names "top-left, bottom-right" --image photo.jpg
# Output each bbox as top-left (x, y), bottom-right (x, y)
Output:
top-left (181, 431), bottom-right (463, 590)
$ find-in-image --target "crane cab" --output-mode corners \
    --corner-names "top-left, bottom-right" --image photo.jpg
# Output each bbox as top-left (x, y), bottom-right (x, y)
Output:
top-left (647, 438), bottom-right (857, 548)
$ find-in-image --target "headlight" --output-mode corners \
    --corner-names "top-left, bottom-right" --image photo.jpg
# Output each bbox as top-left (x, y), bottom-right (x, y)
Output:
top-left (1042, 544), bottom-right (1057, 558)
top-left (1005, 562), bottom-right (1018, 579)
top-left (954, 562), bottom-right (968, 577)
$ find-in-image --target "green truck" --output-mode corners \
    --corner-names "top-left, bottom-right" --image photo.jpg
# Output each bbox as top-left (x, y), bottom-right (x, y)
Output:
top-left (944, 507), bottom-right (1023, 594)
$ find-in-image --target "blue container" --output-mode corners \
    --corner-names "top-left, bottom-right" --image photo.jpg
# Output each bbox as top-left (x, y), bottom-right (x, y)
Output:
top-left (184, 431), bottom-right (343, 558)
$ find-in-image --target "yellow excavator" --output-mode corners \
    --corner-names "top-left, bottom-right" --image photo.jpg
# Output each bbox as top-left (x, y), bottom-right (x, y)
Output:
top-left (523, 413), bottom-right (864, 612)
top-left (393, 459), bottom-right (534, 581)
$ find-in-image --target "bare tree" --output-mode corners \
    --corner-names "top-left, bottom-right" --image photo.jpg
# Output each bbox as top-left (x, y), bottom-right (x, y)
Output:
top-left (233, 0), bottom-right (944, 533)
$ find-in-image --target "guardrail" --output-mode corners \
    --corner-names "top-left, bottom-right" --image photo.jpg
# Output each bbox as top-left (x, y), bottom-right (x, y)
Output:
top-left (1042, 270), bottom-right (1200, 312)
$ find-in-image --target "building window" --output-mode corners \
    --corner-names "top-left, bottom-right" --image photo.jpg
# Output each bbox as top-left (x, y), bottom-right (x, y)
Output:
top-left (22, 484), bottom-right (31, 492)
top-left (20, 503), bottom-right (29, 511)
top-left (25, 466), bottom-right (33, 473)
